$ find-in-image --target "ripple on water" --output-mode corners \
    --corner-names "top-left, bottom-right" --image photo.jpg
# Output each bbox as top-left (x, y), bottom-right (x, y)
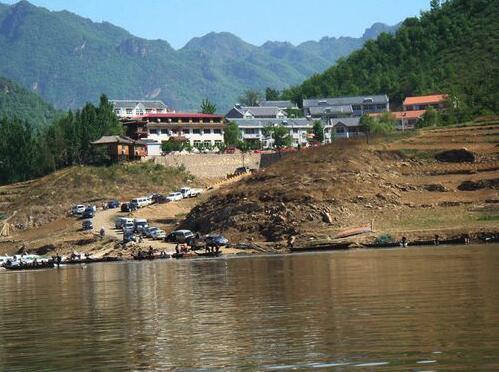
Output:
top-left (0, 245), bottom-right (498, 370)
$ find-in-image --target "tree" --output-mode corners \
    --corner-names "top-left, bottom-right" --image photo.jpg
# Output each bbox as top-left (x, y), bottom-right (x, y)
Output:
top-left (224, 121), bottom-right (241, 146)
top-left (263, 124), bottom-right (292, 150)
top-left (265, 88), bottom-right (280, 101)
top-left (312, 120), bottom-right (325, 143)
top-left (200, 98), bottom-right (217, 114)
top-left (417, 107), bottom-right (439, 128)
top-left (239, 90), bottom-right (262, 106)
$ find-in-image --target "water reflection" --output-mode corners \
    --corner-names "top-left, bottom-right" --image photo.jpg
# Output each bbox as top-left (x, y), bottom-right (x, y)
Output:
top-left (0, 245), bottom-right (498, 370)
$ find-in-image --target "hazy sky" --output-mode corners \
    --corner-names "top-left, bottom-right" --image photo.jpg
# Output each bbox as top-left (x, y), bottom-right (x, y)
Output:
top-left (3, 0), bottom-right (430, 48)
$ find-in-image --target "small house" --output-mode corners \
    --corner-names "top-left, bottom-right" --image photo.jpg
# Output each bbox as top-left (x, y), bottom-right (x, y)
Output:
top-left (91, 135), bottom-right (146, 162)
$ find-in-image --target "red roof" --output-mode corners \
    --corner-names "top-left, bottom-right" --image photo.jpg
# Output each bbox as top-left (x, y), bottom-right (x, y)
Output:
top-left (403, 94), bottom-right (448, 106)
top-left (134, 112), bottom-right (224, 119)
top-left (393, 110), bottom-right (426, 120)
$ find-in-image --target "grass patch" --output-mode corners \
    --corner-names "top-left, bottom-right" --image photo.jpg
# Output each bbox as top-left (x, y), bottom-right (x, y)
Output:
top-left (398, 148), bottom-right (438, 160)
top-left (477, 215), bottom-right (499, 221)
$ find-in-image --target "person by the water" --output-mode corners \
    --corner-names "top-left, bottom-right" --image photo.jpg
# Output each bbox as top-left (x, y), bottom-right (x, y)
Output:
top-left (401, 236), bottom-right (408, 248)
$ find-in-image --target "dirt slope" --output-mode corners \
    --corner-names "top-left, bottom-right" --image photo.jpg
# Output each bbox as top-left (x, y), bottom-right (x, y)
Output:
top-left (183, 122), bottom-right (499, 246)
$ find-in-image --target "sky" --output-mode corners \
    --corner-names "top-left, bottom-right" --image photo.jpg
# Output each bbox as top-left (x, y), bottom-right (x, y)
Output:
top-left (3, 0), bottom-right (430, 49)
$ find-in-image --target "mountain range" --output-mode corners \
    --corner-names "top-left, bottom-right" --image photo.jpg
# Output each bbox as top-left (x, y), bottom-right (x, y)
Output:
top-left (0, 1), bottom-right (398, 111)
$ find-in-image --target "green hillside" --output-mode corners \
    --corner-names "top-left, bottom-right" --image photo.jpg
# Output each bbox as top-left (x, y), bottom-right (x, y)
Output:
top-left (0, 1), bottom-right (396, 111)
top-left (0, 76), bottom-right (58, 127)
top-left (284, 0), bottom-right (499, 116)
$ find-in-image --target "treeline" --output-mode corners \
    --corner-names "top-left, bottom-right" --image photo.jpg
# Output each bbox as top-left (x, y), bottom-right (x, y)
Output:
top-left (281, 0), bottom-right (498, 117)
top-left (0, 95), bottom-right (122, 185)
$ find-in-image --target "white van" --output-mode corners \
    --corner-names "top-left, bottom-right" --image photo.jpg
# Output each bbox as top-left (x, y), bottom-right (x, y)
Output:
top-left (131, 197), bottom-right (149, 208)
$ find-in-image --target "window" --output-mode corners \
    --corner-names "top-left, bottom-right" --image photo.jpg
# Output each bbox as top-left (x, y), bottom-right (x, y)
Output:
top-left (149, 129), bottom-right (158, 134)
top-left (136, 110), bottom-right (144, 116)
top-left (161, 129), bottom-right (168, 135)
top-left (335, 126), bottom-right (345, 134)
top-left (376, 104), bottom-right (386, 110)
top-left (293, 129), bottom-right (298, 134)
top-left (193, 140), bottom-right (201, 148)
top-left (214, 129), bottom-right (222, 134)
top-left (126, 109), bottom-right (133, 115)
top-left (214, 140), bottom-right (223, 147)
top-left (114, 109), bottom-right (121, 114)
top-left (183, 129), bottom-right (190, 134)
top-left (203, 140), bottom-right (212, 146)
top-left (146, 109), bottom-right (152, 113)
top-left (192, 129), bottom-right (201, 134)
top-left (352, 105), bottom-right (361, 111)
top-left (203, 129), bottom-right (211, 134)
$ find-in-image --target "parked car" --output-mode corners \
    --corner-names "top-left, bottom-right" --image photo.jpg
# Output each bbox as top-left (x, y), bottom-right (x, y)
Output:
top-left (166, 230), bottom-right (194, 243)
top-left (166, 192), bottom-right (183, 202)
top-left (72, 204), bottom-right (86, 215)
top-left (134, 218), bottom-right (149, 233)
top-left (150, 229), bottom-right (166, 240)
top-left (122, 221), bottom-right (135, 232)
top-left (107, 200), bottom-right (120, 209)
top-left (234, 166), bottom-right (251, 176)
top-left (131, 197), bottom-right (150, 208)
top-left (152, 194), bottom-right (169, 204)
top-left (144, 226), bottom-right (159, 238)
top-left (121, 202), bottom-right (137, 213)
top-left (82, 219), bottom-right (93, 231)
top-left (82, 207), bottom-right (95, 219)
top-left (205, 234), bottom-right (229, 247)
top-left (180, 187), bottom-right (203, 198)
top-left (123, 231), bottom-right (137, 243)
top-left (115, 217), bottom-right (133, 229)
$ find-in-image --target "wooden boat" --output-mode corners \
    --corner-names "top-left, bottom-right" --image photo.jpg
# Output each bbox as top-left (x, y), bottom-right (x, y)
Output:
top-left (171, 252), bottom-right (197, 259)
top-left (132, 254), bottom-right (171, 261)
top-left (62, 257), bottom-right (122, 265)
top-left (334, 225), bottom-right (372, 239)
top-left (4, 261), bottom-right (55, 271)
top-left (290, 242), bottom-right (352, 253)
top-left (194, 251), bottom-right (223, 258)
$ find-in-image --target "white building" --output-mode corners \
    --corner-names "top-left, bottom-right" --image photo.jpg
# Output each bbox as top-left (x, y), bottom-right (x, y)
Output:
top-left (123, 113), bottom-right (225, 150)
top-left (233, 118), bottom-right (334, 148)
top-left (111, 99), bottom-right (170, 118)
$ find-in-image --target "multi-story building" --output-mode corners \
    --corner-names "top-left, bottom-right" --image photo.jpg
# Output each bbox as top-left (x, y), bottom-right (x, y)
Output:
top-left (111, 99), bottom-right (170, 118)
top-left (303, 95), bottom-right (390, 118)
top-left (123, 113), bottom-right (225, 149)
top-left (226, 104), bottom-right (287, 119)
top-left (233, 118), bottom-right (334, 147)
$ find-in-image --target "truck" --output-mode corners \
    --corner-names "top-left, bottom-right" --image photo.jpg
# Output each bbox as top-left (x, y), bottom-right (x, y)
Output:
top-left (179, 187), bottom-right (203, 198)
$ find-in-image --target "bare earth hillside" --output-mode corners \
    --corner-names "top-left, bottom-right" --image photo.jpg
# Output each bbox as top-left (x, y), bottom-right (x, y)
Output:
top-left (183, 122), bottom-right (499, 247)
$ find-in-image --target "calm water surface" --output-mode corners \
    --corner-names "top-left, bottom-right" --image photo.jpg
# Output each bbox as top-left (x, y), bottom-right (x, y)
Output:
top-left (1, 245), bottom-right (498, 370)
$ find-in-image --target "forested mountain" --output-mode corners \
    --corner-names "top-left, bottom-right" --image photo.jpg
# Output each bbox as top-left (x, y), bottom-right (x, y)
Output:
top-left (283, 0), bottom-right (499, 116)
top-left (0, 1), bottom-right (397, 111)
top-left (0, 76), bottom-right (58, 127)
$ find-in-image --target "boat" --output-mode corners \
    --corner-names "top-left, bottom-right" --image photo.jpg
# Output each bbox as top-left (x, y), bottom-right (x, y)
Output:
top-left (62, 256), bottom-right (122, 265)
top-left (171, 252), bottom-right (197, 259)
top-left (290, 242), bottom-right (352, 253)
top-left (4, 260), bottom-right (55, 271)
top-left (194, 251), bottom-right (223, 258)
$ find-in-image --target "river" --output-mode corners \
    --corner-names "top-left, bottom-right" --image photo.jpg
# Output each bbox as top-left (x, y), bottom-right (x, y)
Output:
top-left (1, 245), bottom-right (498, 370)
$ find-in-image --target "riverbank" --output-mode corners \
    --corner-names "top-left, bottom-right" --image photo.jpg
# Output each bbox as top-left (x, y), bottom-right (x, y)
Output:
top-left (1, 122), bottom-right (498, 258)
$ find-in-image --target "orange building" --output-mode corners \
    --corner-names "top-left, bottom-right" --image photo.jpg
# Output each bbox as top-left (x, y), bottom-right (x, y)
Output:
top-left (403, 94), bottom-right (448, 111)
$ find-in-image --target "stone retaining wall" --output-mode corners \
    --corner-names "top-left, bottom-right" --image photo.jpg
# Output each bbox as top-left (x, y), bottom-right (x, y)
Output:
top-left (150, 153), bottom-right (261, 178)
